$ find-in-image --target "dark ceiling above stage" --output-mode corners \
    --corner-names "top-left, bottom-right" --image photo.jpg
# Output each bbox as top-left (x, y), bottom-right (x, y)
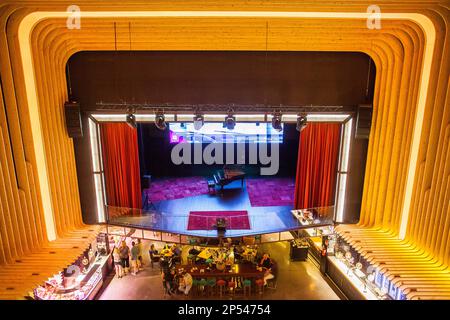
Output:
top-left (67, 51), bottom-right (375, 111)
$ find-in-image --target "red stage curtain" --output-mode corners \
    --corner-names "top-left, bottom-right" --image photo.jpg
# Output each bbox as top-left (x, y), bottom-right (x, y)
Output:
top-left (294, 123), bottom-right (341, 209)
top-left (100, 123), bottom-right (142, 209)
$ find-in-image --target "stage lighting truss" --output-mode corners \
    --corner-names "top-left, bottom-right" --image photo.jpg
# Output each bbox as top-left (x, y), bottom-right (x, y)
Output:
top-left (92, 104), bottom-right (351, 125)
top-left (94, 102), bottom-right (346, 114)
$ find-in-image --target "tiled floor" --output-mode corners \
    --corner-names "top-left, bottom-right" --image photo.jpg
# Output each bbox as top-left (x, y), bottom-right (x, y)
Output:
top-left (97, 241), bottom-right (339, 300)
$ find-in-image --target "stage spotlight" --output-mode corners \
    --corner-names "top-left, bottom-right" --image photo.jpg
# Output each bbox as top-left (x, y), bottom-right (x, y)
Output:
top-left (193, 114), bottom-right (204, 130)
top-left (155, 113), bottom-right (167, 131)
top-left (126, 113), bottom-right (137, 129)
top-left (271, 113), bottom-right (283, 132)
top-left (296, 115), bottom-right (308, 132)
top-left (224, 114), bottom-right (236, 130)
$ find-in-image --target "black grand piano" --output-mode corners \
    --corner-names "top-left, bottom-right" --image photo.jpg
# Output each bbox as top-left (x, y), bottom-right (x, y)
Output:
top-left (213, 165), bottom-right (246, 190)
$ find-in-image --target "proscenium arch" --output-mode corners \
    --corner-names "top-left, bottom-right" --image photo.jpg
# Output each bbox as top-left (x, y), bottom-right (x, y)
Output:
top-left (17, 10), bottom-right (435, 242)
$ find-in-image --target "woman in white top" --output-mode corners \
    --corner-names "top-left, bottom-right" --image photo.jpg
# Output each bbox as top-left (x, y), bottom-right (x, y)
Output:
top-left (113, 247), bottom-right (123, 278)
top-left (178, 272), bottom-right (193, 295)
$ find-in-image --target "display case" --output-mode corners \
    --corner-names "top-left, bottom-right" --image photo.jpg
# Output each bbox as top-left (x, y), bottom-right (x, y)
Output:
top-left (34, 264), bottom-right (103, 300)
top-left (326, 234), bottom-right (407, 300)
top-left (33, 233), bottom-right (112, 300)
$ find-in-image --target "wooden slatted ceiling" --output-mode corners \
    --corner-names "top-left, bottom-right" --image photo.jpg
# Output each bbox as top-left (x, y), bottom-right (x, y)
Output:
top-left (0, 1), bottom-right (448, 299)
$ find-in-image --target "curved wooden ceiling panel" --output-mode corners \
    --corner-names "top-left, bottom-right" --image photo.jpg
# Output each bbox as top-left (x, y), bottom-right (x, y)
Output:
top-left (0, 1), bottom-right (448, 299)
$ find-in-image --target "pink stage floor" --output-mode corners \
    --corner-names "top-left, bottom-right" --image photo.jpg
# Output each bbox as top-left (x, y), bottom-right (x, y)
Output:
top-left (143, 176), bottom-right (295, 208)
top-left (143, 176), bottom-right (209, 203)
top-left (246, 178), bottom-right (295, 207)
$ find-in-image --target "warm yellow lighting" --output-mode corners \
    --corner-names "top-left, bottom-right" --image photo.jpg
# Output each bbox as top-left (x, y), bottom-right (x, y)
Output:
top-left (336, 119), bottom-right (353, 222)
top-left (18, 10), bottom-right (435, 242)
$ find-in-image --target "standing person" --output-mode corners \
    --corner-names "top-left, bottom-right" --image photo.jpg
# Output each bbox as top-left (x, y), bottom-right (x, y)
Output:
top-left (119, 240), bottom-right (130, 275)
top-left (162, 269), bottom-right (175, 296)
top-left (160, 256), bottom-right (169, 274)
top-left (112, 247), bottom-right (123, 278)
top-left (130, 241), bottom-right (140, 276)
top-left (259, 253), bottom-right (275, 285)
top-left (178, 271), bottom-right (193, 296)
top-left (137, 239), bottom-right (144, 270)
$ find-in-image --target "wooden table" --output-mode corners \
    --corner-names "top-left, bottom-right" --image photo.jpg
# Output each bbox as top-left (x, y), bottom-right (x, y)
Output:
top-left (176, 263), bottom-right (264, 279)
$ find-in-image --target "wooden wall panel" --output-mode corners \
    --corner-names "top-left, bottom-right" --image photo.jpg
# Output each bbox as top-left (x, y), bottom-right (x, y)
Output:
top-left (0, 1), bottom-right (448, 299)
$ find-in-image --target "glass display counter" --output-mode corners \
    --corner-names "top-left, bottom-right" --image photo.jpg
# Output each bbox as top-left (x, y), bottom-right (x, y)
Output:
top-left (327, 234), bottom-right (406, 300)
top-left (34, 253), bottom-right (110, 300)
top-left (33, 233), bottom-right (112, 300)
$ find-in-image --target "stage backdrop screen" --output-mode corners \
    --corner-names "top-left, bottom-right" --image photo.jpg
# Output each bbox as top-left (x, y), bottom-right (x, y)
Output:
top-left (169, 122), bottom-right (283, 144)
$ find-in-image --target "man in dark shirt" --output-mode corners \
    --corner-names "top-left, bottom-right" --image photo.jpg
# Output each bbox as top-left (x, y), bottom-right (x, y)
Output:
top-left (162, 269), bottom-right (176, 295)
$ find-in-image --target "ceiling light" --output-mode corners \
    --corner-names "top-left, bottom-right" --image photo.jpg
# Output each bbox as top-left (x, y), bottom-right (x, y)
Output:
top-left (126, 113), bottom-right (137, 129)
top-left (296, 115), bottom-right (308, 132)
top-left (224, 114), bottom-right (236, 130)
top-left (271, 112), bottom-right (283, 132)
top-left (155, 113), bottom-right (166, 131)
top-left (193, 114), bottom-right (204, 130)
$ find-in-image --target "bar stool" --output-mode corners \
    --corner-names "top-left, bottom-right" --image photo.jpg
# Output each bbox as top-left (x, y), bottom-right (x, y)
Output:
top-left (206, 278), bottom-right (216, 296)
top-left (227, 280), bottom-right (236, 297)
top-left (191, 279), bottom-right (200, 296)
top-left (198, 278), bottom-right (208, 296)
top-left (243, 279), bottom-right (252, 297)
top-left (255, 278), bottom-right (264, 295)
top-left (217, 279), bottom-right (226, 298)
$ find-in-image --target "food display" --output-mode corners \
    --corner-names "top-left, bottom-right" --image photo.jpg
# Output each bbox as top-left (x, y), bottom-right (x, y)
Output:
top-left (33, 233), bottom-right (111, 300)
top-left (331, 234), bottom-right (406, 300)
top-left (34, 266), bottom-right (103, 300)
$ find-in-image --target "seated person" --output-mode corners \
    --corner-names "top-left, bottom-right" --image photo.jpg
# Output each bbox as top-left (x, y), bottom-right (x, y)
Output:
top-left (178, 271), bottom-right (193, 295)
top-left (172, 244), bottom-right (181, 256)
top-left (149, 244), bottom-right (160, 261)
top-left (149, 244), bottom-right (159, 255)
top-left (171, 244), bottom-right (182, 264)
top-left (233, 245), bottom-right (245, 262)
top-left (258, 253), bottom-right (275, 285)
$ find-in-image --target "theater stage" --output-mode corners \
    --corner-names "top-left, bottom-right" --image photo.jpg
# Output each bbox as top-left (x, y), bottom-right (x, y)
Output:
top-left (107, 177), bottom-right (334, 237)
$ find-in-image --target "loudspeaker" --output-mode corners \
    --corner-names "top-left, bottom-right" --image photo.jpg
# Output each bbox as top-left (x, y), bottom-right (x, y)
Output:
top-left (355, 104), bottom-right (372, 139)
top-left (64, 101), bottom-right (83, 138)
